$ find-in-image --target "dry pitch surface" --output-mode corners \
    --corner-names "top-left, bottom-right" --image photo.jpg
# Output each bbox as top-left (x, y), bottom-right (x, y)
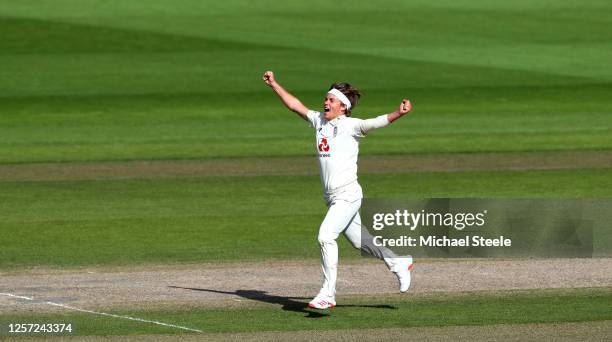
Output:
top-left (1, 258), bottom-right (610, 314)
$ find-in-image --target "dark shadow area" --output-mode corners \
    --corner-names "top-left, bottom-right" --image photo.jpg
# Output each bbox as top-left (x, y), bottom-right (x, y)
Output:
top-left (168, 286), bottom-right (396, 318)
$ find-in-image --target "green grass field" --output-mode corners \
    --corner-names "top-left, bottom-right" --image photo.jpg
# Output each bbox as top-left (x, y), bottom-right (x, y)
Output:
top-left (1, 0), bottom-right (611, 339)
top-left (1, 170), bottom-right (611, 268)
top-left (1, 0), bottom-right (611, 163)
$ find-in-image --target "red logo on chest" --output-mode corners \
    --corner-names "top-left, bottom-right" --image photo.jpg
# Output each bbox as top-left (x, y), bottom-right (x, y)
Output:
top-left (318, 137), bottom-right (330, 152)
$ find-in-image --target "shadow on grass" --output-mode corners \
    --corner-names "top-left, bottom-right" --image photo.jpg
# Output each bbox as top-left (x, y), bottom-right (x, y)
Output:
top-left (168, 286), bottom-right (396, 318)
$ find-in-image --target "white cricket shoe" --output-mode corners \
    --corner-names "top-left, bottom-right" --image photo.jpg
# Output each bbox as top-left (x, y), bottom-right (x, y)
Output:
top-left (393, 257), bottom-right (414, 293)
top-left (308, 294), bottom-right (336, 309)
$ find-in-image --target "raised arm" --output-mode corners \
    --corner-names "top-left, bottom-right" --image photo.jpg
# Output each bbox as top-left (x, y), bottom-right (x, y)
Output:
top-left (386, 99), bottom-right (412, 123)
top-left (357, 99), bottom-right (412, 135)
top-left (262, 71), bottom-right (309, 120)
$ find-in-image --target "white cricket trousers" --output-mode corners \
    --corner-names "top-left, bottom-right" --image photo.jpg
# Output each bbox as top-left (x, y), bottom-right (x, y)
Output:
top-left (317, 181), bottom-right (397, 298)
top-left (317, 185), bottom-right (361, 299)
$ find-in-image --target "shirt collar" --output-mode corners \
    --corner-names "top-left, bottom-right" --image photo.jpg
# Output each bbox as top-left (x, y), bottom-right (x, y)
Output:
top-left (328, 114), bottom-right (346, 126)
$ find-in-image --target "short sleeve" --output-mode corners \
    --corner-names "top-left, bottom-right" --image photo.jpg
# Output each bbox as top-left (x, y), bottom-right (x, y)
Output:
top-left (306, 110), bottom-right (322, 129)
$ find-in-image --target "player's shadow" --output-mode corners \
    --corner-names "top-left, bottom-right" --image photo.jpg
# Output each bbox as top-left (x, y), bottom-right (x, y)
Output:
top-left (168, 286), bottom-right (396, 318)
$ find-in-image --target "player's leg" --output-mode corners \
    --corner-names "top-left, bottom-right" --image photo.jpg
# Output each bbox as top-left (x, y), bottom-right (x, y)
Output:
top-left (310, 198), bottom-right (360, 309)
top-left (343, 211), bottom-right (414, 293)
top-left (344, 211), bottom-right (396, 258)
top-left (343, 211), bottom-right (362, 249)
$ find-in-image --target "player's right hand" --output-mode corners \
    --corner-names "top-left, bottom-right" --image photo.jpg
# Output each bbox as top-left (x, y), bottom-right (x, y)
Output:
top-left (263, 71), bottom-right (276, 86)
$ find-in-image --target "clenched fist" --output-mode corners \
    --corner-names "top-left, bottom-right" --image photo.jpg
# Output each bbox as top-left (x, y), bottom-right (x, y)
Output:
top-left (262, 71), bottom-right (276, 87)
top-left (399, 99), bottom-right (412, 115)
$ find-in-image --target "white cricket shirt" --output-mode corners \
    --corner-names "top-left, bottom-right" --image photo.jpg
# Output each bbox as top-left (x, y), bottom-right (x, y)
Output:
top-left (307, 110), bottom-right (388, 195)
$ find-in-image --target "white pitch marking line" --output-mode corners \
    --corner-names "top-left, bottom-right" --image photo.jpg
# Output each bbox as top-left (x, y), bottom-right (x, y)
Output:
top-left (0, 292), bottom-right (202, 333)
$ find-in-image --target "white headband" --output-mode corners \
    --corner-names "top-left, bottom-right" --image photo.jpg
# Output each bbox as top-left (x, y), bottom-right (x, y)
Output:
top-left (327, 88), bottom-right (352, 110)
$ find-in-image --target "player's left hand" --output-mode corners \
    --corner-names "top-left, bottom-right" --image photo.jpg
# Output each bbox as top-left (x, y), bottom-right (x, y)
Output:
top-left (399, 99), bottom-right (412, 115)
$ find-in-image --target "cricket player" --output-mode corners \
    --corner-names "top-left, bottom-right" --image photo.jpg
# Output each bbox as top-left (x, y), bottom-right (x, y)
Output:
top-left (263, 71), bottom-right (413, 310)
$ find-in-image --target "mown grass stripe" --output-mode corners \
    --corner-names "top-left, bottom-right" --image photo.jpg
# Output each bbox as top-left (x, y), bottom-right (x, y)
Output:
top-left (1, 288), bottom-right (609, 336)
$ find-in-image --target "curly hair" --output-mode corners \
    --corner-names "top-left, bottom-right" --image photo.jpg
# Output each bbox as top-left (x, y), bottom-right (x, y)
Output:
top-left (329, 82), bottom-right (362, 116)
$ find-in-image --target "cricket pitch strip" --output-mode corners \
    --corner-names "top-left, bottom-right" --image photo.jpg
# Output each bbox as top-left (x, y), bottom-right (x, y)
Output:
top-left (1, 258), bottom-right (610, 314)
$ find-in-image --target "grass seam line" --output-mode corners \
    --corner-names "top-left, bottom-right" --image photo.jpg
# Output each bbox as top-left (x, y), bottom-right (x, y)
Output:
top-left (0, 292), bottom-right (202, 333)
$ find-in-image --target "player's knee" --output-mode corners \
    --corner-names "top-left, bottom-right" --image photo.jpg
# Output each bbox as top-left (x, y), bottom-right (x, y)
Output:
top-left (317, 233), bottom-right (337, 245)
top-left (318, 222), bottom-right (340, 244)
